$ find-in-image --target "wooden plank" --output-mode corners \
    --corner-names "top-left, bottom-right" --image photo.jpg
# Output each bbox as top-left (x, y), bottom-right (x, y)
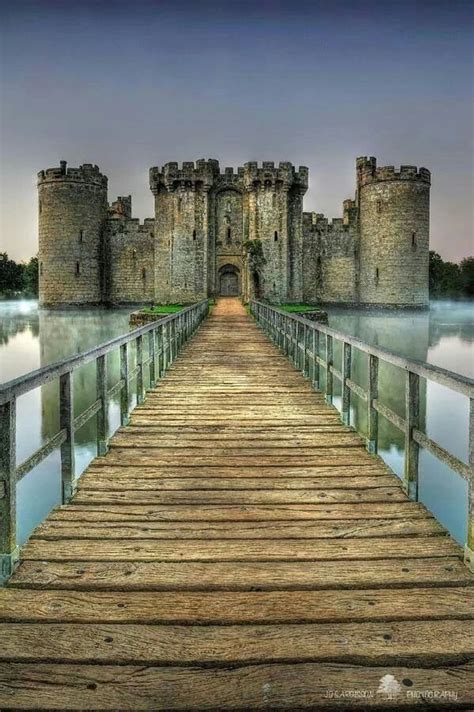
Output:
top-left (70, 487), bottom-right (407, 505)
top-left (48, 501), bottom-right (432, 521)
top-left (1, 620), bottom-right (473, 665)
top-left (2, 587), bottom-right (473, 624)
top-left (31, 517), bottom-right (444, 540)
top-left (83, 464), bottom-right (392, 478)
top-left (77, 476), bottom-right (400, 491)
top-left (94, 452), bottom-right (384, 468)
top-left (3, 661), bottom-right (472, 710)
top-left (20, 536), bottom-right (460, 562)
top-left (7, 557), bottom-right (474, 591)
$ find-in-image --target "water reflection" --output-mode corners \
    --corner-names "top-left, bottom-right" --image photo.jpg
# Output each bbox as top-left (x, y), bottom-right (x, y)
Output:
top-left (0, 299), bottom-right (473, 547)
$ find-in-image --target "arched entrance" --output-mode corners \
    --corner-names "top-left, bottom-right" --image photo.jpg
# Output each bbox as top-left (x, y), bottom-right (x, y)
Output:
top-left (219, 264), bottom-right (240, 296)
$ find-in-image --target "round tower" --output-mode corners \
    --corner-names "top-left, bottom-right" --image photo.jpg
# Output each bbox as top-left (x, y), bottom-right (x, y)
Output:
top-left (38, 161), bottom-right (108, 307)
top-left (356, 157), bottom-right (431, 308)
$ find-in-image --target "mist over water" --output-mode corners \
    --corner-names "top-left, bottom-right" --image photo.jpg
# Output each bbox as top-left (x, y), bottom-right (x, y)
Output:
top-left (0, 299), bottom-right (473, 545)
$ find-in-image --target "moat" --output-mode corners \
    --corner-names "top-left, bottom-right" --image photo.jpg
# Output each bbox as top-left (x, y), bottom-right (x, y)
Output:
top-left (0, 299), bottom-right (472, 547)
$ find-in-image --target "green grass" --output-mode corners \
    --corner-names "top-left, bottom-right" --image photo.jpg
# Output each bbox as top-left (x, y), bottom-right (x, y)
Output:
top-left (278, 304), bottom-right (322, 313)
top-left (142, 304), bottom-right (184, 314)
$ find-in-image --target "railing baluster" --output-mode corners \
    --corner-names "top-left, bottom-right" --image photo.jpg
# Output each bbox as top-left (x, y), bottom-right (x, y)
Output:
top-left (325, 334), bottom-right (333, 404)
top-left (148, 331), bottom-right (156, 388)
top-left (120, 343), bottom-right (130, 426)
top-left (341, 342), bottom-right (352, 426)
top-left (59, 371), bottom-right (75, 501)
top-left (0, 398), bottom-right (18, 583)
top-left (96, 354), bottom-right (109, 456)
top-left (303, 324), bottom-right (309, 376)
top-left (136, 335), bottom-right (144, 405)
top-left (403, 370), bottom-right (420, 500)
top-left (465, 397), bottom-right (474, 572)
top-left (313, 329), bottom-right (320, 390)
top-left (367, 354), bottom-right (379, 454)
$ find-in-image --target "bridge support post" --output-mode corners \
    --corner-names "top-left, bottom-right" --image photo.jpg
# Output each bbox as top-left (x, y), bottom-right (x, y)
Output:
top-left (325, 335), bottom-right (333, 405)
top-left (59, 371), bottom-right (75, 502)
top-left (148, 331), bottom-right (156, 388)
top-left (120, 343), bottom-right (130, 426)
top-left (0, 398), bottom-right (19, 584)
top-left (341, 342), bottom-right (351, 425)
top-left (136, 335), bottom-right (145, 405)
top-left (312, 329), bottom-right (320, 390)
top-left (96, 354), bottom-right (109, 456)
top-left (367, 354), bottom-right (378, 454)
top-left (464, 397), bottom-right (474, 572)
top-left (403, 370), bottom-right (420, 500)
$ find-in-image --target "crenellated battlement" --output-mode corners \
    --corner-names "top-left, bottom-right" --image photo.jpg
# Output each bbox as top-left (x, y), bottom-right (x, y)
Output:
top-left (38, 161), bottom-right (107, 188)
top-left (243, 161), bottom-right (308, 190)
top-left (356, 156), bottom-right (431, 186)
top-left (150, 160), bottom-right (308, 193)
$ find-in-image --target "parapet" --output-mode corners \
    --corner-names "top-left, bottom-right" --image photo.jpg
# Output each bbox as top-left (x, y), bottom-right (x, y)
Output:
top-left (37, 161), bottom-right (108, 188)
top-left (150, 159), bottom-right (309, 193)
top-left (149, 159), bottom-right (221, 193)
top-left (243, 161), bottom-right (308, 190)
top-left (356, 156), bottom-right (430, 186)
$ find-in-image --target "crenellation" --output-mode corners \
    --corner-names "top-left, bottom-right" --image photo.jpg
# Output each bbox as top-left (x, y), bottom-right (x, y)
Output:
top-left (38, 154), bottom-right (430, 308)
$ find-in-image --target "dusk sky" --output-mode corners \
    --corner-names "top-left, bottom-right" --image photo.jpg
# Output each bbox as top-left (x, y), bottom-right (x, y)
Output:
top-left (1, 0), bottom-right (472, 262)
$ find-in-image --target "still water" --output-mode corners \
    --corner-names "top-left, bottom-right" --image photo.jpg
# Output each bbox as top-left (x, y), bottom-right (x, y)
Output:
top-left (0, 299), bottom-right (473, 546)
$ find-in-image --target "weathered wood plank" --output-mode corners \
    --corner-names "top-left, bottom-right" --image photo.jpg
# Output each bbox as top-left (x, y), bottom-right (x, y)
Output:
top-left (83, 464), bottom-right (392, 478)
top-left (1, 661), bottom-right (473, 709)
top-left (70, 487), bottom-right (407, 505)
top-left (21, 536), bottom-right (460, 562)
top-left (47, 501), bottom-right (433, 521)
top-left (8, 558), bottom-right (472, 591)
top-left (2, 587), bottom-right (473, 624)
top-left (1, 620), bottom-right (473, 665)
top-left (77, 476), bottom-right (400, 491)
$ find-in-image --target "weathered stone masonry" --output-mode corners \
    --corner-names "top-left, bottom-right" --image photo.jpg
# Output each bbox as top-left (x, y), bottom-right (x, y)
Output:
top-left (38, 156), bottom-right (430, 308)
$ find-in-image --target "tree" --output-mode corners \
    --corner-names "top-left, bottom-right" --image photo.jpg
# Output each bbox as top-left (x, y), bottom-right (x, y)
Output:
top-left (460, 257), bottom-right (474, 297)
top-left (23, 256), bottom-right (39, 297)
top-left (0, 252), bottom-right (24, 294)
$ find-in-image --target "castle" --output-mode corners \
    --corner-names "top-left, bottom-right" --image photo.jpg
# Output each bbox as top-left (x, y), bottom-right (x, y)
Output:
top-left (37, 156), bottom-right (431, 308)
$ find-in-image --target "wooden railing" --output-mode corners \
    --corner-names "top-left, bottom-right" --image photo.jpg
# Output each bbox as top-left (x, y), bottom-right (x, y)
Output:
top-left (0, 299), bottom-right (209, 583)
top-left (250, 299), bottom-right (474, 571)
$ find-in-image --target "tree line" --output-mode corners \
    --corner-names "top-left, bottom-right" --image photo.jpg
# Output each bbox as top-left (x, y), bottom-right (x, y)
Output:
top-left (0, 253), bottom-right (39, 298)
top-left (0, 251), bottom-right (473, 301)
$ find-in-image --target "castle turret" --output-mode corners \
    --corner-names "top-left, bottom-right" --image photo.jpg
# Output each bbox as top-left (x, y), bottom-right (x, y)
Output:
top-left (356, 156), bottom-right (431, 307)
top-left (149, 160), bottom-right (219, 303)
top-left (38, 162), bottom-right (108, 307)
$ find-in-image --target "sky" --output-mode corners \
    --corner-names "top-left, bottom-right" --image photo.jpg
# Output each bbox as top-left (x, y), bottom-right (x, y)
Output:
top-left (0, 0), bottom-right (473, 262)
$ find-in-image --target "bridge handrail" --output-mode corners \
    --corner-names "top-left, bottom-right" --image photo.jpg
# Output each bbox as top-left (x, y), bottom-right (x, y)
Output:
top-left (250, 299), bottom-right (474, 570)
top-left (0, 299), bottom-right (209, 583)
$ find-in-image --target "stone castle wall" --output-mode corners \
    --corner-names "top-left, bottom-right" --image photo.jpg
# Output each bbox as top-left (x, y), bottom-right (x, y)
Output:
top-left (106, 217), bottom-right (155, 304)
top-left (356, 157), bottom-right (430, 307)
top-left (38, 162), bottom-right (108, 307)
top-left (37, 156), bottom-right (431, 309)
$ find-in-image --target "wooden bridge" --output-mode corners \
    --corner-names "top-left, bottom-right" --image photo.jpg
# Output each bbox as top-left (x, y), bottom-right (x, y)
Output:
top-left (0, 297), bottom-right (473, 709)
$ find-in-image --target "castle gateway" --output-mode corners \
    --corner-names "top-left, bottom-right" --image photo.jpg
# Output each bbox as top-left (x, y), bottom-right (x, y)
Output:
top-left (37, 157), bottom-right (431, 308)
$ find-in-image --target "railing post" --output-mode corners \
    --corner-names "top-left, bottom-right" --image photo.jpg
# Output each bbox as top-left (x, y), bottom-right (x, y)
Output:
top-left (96, 354), bottom-right (109, 456)
top-left (59, 371), bottom-right (75, 502)
top-left (312, 329), bottom-right (320, 390)
top-left (464, 397), bottom-right (474, 572)
top-left (158, 323), bottom-right (165, 377)
top-left (136, 335), bottom-right (145, 405)
top-left (0, 398), bottom-right (18, 584)
top-left (120, 343), bottom-right (130, 426)
top-left (148, 330), bottom-right (156, 388)
top-left (325, 334), bottom-right (333, 404)
top-left (303, 324), bottom-right (309, 377)
top-left (367, 354), bottom-right (379, 454)
top-left (403, 370), bottom-right (420, 500)
top-left (341, 342), bottom-right (352, 426)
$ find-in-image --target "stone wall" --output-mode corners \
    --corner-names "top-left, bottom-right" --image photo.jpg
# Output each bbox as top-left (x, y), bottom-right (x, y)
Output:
top-left (356, 157), bottom-right (430, 307)
top-left (38, 162), bottom-right (107, 307)
top-left (106, 217), bottom-right (155, 304)
top-left (302, 209), bottom-right (357, 304)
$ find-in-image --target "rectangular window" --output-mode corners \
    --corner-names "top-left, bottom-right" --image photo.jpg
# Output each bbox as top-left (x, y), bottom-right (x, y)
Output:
top-left (79, 230), bottom-right (84, 244)
top-left (75, 261), bottom-right (80, 276)
top-left (376, 200), bottom-right (382, 214)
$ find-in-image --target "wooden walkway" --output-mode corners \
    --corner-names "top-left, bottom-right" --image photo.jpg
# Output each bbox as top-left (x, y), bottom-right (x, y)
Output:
top-left (1, 297), bottom-right (473, 709)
